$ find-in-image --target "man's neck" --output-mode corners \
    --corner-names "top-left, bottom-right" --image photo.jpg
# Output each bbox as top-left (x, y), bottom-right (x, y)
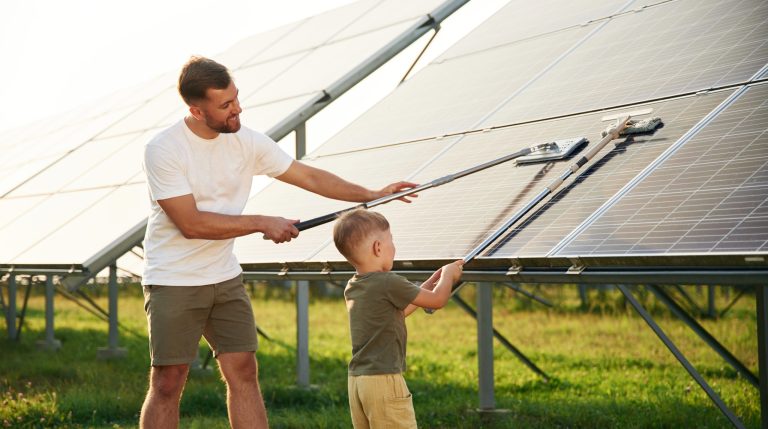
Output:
top-left (184, 116), bottom-right (219, 140)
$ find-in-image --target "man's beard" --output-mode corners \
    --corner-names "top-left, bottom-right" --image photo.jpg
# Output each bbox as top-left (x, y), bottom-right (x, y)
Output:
top-left (206, 114), bottom-right (241, 133)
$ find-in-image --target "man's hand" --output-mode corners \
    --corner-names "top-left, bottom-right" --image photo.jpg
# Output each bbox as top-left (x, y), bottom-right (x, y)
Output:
top-left (373, 181), bottom-right (419, 203)
top-left (261, 216), bottom-right (300, 243)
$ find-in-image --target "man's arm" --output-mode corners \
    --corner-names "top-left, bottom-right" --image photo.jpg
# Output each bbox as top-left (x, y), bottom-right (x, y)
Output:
top-left (275, 160), bottom-right (417, 203)
top-left (157, 194), bottom-right (299, 242)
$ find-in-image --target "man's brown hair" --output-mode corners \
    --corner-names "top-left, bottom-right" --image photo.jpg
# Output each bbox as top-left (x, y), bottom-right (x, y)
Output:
top-left (178, 56), bottom-right (232, 105)
top-left (333, 209), bottom-right (390, 262)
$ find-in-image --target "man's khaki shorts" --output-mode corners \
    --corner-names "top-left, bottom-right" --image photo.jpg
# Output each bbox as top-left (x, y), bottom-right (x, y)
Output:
top-left (348, 373), bottom-right (417, 429)
top-left (142, 274), bottom-right (258, 366)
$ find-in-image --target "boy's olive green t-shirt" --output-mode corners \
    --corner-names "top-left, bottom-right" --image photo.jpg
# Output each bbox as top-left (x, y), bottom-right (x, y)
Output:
top-left (344, 271), bottom-right (421, 376)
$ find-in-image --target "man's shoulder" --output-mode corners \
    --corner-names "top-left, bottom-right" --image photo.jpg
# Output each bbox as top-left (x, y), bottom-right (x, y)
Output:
top-left (146, 120), bottom-right (186, 150)
top-left (232, 125), bottom-right (274, 146)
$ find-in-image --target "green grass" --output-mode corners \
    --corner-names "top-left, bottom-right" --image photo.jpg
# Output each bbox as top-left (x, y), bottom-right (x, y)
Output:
top-left (0, 283), bottom-right (761, 428)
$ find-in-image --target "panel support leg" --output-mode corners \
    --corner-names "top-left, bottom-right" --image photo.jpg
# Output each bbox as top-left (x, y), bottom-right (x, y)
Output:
top-left (757, 285), bottom-right (768, 429)
top-left (647, 285), bottom-right (757, 388)
top-left (5, 275), bottom-right (17, 340)
top-left (98, 263), bottom-right (127, 359)
top-left (296, 280), bottom-right (310, 388)
top-left (617, 285), bottom-right (744, 428)
top-left (37, 275), bottom-right (61, 351)
top-left (477, 282), bottom-right (495, 410)
top-left (453, 294), bottom-right (549, 381)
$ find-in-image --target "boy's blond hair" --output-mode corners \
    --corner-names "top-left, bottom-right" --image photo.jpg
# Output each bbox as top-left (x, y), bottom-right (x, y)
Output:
top-left (333, 209), bottom-right (389, 263)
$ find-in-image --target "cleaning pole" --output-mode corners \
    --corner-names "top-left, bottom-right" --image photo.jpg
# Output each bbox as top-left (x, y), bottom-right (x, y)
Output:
top-left (280, 139), bottom-right (586, 234)
top-left (426, 111), bottom-right (663, 310)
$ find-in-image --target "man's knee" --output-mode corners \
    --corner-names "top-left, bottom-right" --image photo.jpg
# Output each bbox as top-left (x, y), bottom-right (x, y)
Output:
top-left (219, 353), bottom-right (258, 386)
top-left (150, 365), bottom-right (189, 398)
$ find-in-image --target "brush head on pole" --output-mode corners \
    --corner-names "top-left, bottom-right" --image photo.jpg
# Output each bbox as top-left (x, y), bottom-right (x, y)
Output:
top-left (601, 116), bottom-right (663, 137)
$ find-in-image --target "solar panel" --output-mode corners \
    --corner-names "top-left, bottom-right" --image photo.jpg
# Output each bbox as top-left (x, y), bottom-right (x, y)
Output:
top-left (485, 89), bottom-right (734, 258)
top-left (311, 23), bottom-right (598, 156)
top-left (481, 0), bottom-right (768, 128)
top-left (553, 82), bottom-right (768, 256)
top-left (4, 131), bottom-right (149, 198)
top-left (300, 89), bottom-right (734, 264)
top-left (437, 0), bottom-right (629, 61)
top-left (0, 0), bottom-right (470, 267)
top-left (242, 21), bottom-right (417, 105)
top-left (0, 188), bottom-right (114, 262)
top-left (10, 183), bottom-right (148, 264)
top-left (234, 138), bottom-right (452, 264)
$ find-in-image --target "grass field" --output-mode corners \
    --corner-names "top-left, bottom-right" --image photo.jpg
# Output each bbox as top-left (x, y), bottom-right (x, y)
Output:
top-left (0, 282), bottom-right (761, 428)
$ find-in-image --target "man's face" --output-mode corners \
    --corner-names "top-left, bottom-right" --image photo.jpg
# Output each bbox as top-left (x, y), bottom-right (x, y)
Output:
top-left (195, 81), bottom-right (242, 133)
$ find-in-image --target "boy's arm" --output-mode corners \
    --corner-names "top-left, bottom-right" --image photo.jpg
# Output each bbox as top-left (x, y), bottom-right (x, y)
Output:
top-left (404, 260), bottom-right (463, 317)
top-left (403, 268), bottom-right (442, 316)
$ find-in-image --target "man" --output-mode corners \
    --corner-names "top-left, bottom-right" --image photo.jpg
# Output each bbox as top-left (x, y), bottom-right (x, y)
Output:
top-left (140, 56), bottom-right (416, 429)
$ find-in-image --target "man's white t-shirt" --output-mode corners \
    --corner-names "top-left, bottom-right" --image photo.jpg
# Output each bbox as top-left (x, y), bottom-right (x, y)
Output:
top-left (142, 119), bottom-right (293, 286)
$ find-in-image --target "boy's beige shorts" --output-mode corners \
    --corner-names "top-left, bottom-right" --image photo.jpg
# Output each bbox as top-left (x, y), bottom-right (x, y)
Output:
top-left (348, 373), bottom-right (417, 429)
top-left (143, 274), bottom-right (258, 366)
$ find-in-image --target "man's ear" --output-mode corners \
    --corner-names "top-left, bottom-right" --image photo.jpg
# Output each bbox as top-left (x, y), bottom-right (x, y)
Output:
top-left (189, 105), bottom-right (204, 121)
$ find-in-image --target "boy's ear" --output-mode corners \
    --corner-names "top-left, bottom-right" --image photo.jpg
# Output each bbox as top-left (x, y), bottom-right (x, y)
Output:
top-left (372, 239), bottom-right (381, 257)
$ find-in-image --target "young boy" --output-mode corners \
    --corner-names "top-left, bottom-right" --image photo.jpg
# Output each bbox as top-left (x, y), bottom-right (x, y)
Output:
top-left (333, 208), bottom-right (464, 429)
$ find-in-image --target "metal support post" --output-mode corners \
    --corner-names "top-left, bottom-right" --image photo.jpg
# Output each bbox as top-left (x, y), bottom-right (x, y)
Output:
top-left (578, 284), bottom-right (589, 308)
top-left (757, 285), bottom-right (768, 429)
top-left (98, 263), bottom-right (127, 359)
top-left (37, 275), bottom-right (61, 351)
top-left (708, 285), bottom-right (716, 318)
top-left (477, 282), bottom-right (495, 410)
top-left (6, 275), bottom-right (17, 340)
top-left (617, 285), bottom-right (744, 428)
top-left (295, 122), bottom-right (307, 160)
top-left (296, 280), bottom-right (310, 388)
top-left (647, 285), bottom-right (757, 388)
top-left (452, 294), bottom-right (549, 381)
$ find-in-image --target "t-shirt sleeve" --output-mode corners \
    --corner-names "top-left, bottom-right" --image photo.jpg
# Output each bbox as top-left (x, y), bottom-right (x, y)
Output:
top-left (143, 143), bottom-right (192, 201)
top-left (385, 273), bottom-right (421, 310)
top-left (247, 129), bottom-right (294, 177)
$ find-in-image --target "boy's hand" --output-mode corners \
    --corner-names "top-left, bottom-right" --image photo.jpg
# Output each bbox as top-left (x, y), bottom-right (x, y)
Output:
top-left (421, 267), bottom-right (443, 290)
top-left (441, 260), bottom-right (464, 284)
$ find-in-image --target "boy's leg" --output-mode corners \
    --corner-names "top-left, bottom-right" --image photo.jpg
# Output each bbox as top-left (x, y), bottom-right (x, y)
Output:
top-left (348, 376), bottom-right (370, 429)
top-left (140, 364), bottom-right (189, 429)
top-left (356, 374), bottom-right (417, 429)
top-left (218, 352), bottom-right (268, 429)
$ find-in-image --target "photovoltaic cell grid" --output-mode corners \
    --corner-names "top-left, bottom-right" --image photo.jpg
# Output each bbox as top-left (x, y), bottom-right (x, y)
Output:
top-left (481, 0), bottom-right (768, 129)
top-left (312, 23), bottom-right (597, 156)
top-left (0, 0), bottom-right (456, 266)
top-left (436, 0), bottom-right (630, 62)
top-left (304, 90), bottom-right (733, 263)
top-left (234, 138), bottom-right (451, 264)
top-left (485, 89), bottom-right (733, 258)
top-left (555, 82), bottom-right (768, 256)
top-left (310, 0), bottom-right (768, 158)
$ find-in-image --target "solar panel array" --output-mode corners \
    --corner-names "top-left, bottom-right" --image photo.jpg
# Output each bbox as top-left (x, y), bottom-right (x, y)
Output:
top-left (0, 0), bottom-right (458, 268)
top-left (554, 82), bottom-right (768, 256)
top-left (236, 0), bottom-right (768, 270)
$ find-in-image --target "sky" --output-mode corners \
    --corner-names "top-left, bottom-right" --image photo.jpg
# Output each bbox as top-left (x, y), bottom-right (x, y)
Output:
top-left (0, 0), bottom-right (509, 148)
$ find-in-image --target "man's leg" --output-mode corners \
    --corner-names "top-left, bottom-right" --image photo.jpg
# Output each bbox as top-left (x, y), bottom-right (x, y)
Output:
top-left (217, 351), bottom-right (268, 429)
top-left (140, 364), bottom-right (190, 429)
